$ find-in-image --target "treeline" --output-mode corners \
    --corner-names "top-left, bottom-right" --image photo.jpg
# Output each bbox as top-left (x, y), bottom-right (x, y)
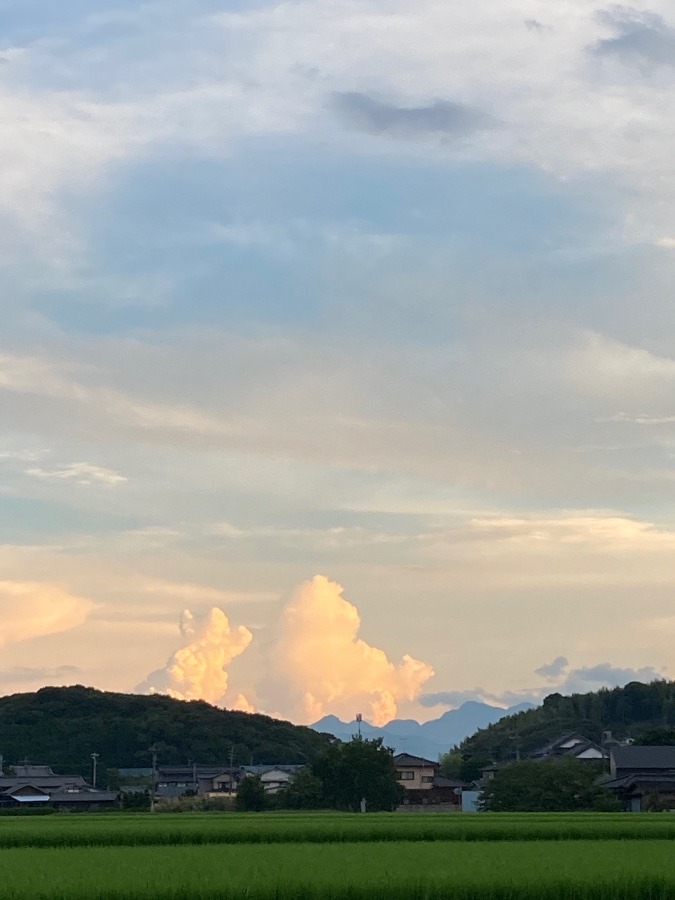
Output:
top-left (237, 738), bottom-right (403, 812)
top-left (453, 680), bottom-right (675, 780)
top-left (0, 686), bottom-right (335, 780)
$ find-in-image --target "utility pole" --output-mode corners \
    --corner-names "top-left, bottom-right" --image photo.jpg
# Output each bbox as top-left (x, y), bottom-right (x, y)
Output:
top-left (356, 713), bottom-right (362, 740)
top-left (0, 754), bottom-right (4, 776)
top-left (91, 753), bottom-right (99, 789)
top-left (149, 745), bottom-right (158, 813)
top-left (229, 745), bottom-right (234, 797)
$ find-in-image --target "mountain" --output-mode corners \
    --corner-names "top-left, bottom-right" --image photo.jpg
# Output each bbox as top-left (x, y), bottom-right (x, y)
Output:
top-left (312, 701), bottom-right (535, 759)
top-left (0, 685), bottom-right (335, 779)
top-left (459, 679), bottom-right (675, 770)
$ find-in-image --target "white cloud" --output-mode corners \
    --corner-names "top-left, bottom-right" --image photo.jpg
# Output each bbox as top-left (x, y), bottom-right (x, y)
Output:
top-left (25, 462), bottom-right (127, 486)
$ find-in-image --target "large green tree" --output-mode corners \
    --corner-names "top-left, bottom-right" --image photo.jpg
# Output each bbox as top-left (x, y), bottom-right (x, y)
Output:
top-left (279, 767), bottom-right (325, 810)
top-left (480, 758), bottom-right (619, 812)
top-left (235, 776), bottom-right (268, 811)
top-left (312, 738), bottom-right (404, 812)
top-left (635, 727), bottom-right (675, 746)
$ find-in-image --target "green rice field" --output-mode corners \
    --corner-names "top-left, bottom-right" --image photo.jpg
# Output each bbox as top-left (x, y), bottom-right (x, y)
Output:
top-left (1, 813), bottom-right (674, 898)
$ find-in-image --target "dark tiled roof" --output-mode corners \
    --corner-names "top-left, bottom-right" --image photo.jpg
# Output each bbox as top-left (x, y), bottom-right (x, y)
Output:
top-left (50, 791), bottom-right (118, 804)
top-left (241, 765), bottom-right (304, 776)
top-left (11, 766), bottom-right (55, 778)
top-left (433, 775), bottom-right (463, 788)
top-left (604, 773), bottom-right (675, 791)
top-left (393, 753), bottom-right (438, 768)
top-left (530, 732), bottom-right (586, 758)
top-left (566, 741), bottom-right (608, 759)
top-left (612, 746), bottom-right (675, 771)
top-left (0, 776), bottom-right (87, 790)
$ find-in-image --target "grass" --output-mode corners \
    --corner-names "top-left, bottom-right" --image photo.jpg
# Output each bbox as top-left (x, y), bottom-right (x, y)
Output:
top-left (0, 811), bottom-right (674, 848)
top-left (0, 839), bottom-right (673, 898)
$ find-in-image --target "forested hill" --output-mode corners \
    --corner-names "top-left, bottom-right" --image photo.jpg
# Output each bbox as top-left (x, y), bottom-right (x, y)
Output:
top-left (0, 686), bottom-right (334, 777)
top-left (460, 680), bottom-right (675, 767)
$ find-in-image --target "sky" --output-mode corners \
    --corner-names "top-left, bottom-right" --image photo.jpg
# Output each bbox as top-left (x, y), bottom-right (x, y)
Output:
top-left (1, 0), bottom-right (674, 727)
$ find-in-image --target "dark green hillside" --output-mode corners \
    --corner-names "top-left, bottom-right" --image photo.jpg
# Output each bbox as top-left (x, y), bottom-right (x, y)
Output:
top-left (460, 680), bottom-right (675, 775)
top-left (0, 686), bottom-right (334, 778)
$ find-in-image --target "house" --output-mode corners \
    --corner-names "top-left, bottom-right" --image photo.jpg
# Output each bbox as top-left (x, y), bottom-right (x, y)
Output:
top-left (241, 765), bottom-right (304, 794)
top-left (530, 732), bottom-right (608, 762)
top-left (155, 766), bottom-right (241, 798)
top-left (393, 753), bottom-right (463, 807)
top-left (0, 766), bottom-right (118, 810)
top-left (610, 745), bottom-right (675, 778)
top-left (604, 746), bottom-right (675, 812)
top-left (394, 753), bottom-right (438, 790)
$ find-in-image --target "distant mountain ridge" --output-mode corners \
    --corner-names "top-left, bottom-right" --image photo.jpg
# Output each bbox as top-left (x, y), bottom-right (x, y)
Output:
top-left (312, 700), bottom-right (535, 759)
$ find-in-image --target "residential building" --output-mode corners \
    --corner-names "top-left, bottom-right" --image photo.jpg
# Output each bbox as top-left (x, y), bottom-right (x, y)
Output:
top-left (530, 732), bottom-right (608, 762)
top-left (155, 765), bottom-right (240, 798)
top-left (240, 765), bottom-right (304, 793)
top-left (393, 753), bottom-right (438, 790)
top-left (154, 763), bottom-right (304, 798)
top-left (605, 746), bottom-right (675, 812)
top-left (0, 765), bottom-right (117, 810)
top-left (393, 753), bottom-right (463, 807)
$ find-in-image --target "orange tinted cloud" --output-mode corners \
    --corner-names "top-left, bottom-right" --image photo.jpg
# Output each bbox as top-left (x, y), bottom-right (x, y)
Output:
top-left (271, 575), bottom-right (434, 726)
top-left (0, 581), bottom-right (92, 646)
top-left (138, 607), bottom-right (252, 706)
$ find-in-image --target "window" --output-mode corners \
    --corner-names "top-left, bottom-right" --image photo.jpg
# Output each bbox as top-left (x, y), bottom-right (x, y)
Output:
top-left (421, 776), bottom-right (434, 783)
top-left (397, 771), bottom-right (414, 780)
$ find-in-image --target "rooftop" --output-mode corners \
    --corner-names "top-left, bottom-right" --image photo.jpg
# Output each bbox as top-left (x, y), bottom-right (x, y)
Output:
top-left (612, 746), bottom-right (675, 771)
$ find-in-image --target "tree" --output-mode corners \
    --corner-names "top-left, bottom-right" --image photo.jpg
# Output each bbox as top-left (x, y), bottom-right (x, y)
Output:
top-left (438, 749), bottom-right (462, 780)
top-left (235, 775), bottom-right (268, 811)
top-left (480, 758), bottom-right (620, 812)
top-left (312, 738), bottom-right (404, 812)
top-left (635, 728), bottom-right (675, 746)
top-left (279, 768), bottom-right (325, 810)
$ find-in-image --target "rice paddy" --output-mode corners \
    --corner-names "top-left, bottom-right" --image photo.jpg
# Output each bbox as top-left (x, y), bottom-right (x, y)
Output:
top-left (1, 813), bottom-right (673, 897)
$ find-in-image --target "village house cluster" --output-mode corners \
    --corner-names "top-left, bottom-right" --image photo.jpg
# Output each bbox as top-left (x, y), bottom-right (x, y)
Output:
top-left (1, 734), bottom-right (673, 813)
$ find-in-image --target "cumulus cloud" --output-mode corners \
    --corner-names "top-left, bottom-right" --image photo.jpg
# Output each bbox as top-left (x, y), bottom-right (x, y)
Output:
top-left (138, 576), bottom-right (433, 723)
top-left (137, 607), bottom-right (252, 706)
top-left (331, 92), bottom-right (494, 140)
top-left (0, 582), bottom-right (93, 646)
top-left (268, 575), bottom-right (434, 726)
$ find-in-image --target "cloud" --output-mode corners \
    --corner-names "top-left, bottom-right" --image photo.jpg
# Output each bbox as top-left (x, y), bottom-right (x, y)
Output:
top-left (267, 575), bottom-right (434, 726)
top-left (0, 665), bottom-right (80, 685)
top-left (592, 7), bottom-right (675, 67)
top-left (0, 582), bottom-right (93, 646)
top-left (420, 659), bottom-right (665, 709)
top-left (331, 92), bottom-right (494, 140)
top-left (137, 607), bottom-right (253, 706)
top-left (559, 662), bottom-right (664, 694)
top-left (535, 656), bottom-right (570, 681)
top-left (599, 412), bottom-right (675, 425)
top-left (136, 575), bottom-right (433, 723)
top-left (25, 462), bottom-right (127, 486)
